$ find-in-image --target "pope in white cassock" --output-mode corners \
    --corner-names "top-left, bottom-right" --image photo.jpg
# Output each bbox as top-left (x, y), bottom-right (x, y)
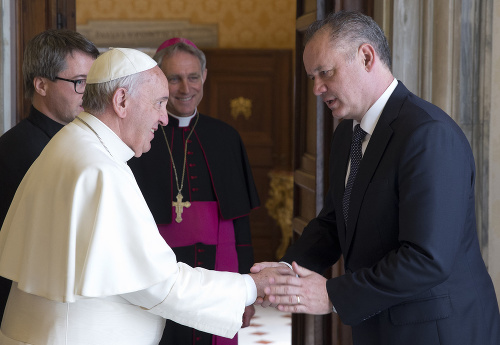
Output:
top-left (0, 48), bottom-right (273, 345)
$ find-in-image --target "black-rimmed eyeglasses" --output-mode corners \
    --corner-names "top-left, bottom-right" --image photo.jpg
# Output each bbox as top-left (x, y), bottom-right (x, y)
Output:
top-left (55, 77), bottom-right (87, 94)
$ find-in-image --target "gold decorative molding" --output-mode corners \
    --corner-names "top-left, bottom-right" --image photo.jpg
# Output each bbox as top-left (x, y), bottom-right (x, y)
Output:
top-left (77, 20), bottom-right (218, 49)
top-left (230, 97), bottom-right (252, 120)
top-left (265, 170), bottom-right (294, 260)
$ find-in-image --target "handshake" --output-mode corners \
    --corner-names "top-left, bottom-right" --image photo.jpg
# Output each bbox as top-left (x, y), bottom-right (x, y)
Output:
top-left (248, 261), bottom-right (333, 315)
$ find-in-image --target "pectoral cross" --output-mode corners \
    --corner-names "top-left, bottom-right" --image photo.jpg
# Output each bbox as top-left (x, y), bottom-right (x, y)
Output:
top-left (172, 192), bottom-right (191, 223)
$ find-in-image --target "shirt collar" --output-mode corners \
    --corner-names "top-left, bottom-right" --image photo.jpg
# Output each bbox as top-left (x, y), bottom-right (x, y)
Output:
top-left (76, 112), bottom-right (135, 162)
top-left (167, 109), bottom-right (197, 127)
top-left (355, 78), bottom-right (398, 135)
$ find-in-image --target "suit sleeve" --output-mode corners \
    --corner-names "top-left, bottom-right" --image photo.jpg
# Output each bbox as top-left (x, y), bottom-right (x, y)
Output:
top-left (281, 126), bottom-right (345, 273)
top-left (281, 188), bottom-right (342, 273)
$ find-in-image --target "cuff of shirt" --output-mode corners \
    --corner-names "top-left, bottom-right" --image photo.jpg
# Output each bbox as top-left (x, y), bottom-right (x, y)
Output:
top-left (279, 261), bottom-right (299, 278)
top-left (243, 274), bottom-right (257, 306)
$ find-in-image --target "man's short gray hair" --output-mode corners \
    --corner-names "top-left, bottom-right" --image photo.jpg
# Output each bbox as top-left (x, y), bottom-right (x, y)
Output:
top-left (305, 11), bottom-right (392, 71)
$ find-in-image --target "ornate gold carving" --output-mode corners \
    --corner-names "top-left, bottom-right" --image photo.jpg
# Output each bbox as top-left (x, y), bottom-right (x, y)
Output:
top-left (265, 170), bottom-right (294, 259)
top-left (230, 97), bottom-right (252, 120)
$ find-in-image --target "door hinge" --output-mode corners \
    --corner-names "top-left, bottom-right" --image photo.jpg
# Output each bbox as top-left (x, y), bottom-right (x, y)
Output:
top-left (57, 13), bottom-right (64, 29)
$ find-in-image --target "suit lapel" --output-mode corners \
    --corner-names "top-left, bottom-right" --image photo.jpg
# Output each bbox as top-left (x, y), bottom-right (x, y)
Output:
top-left (343, 82), bottom-right (410, 256)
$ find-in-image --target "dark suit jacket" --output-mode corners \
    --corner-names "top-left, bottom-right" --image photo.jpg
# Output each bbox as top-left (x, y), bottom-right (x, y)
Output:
top-left (282, 82), bottom-right (500, 345)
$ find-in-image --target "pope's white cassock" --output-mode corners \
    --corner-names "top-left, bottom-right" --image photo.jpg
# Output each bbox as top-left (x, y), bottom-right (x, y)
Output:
top-left (0, 112), bottom-right (253, 345)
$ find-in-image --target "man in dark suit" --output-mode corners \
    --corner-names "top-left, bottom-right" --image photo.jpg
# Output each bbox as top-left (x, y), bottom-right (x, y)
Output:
top-left (0, 29), bottom-right (99, 319)
top-left (252, 10), bottom-right (500, 345)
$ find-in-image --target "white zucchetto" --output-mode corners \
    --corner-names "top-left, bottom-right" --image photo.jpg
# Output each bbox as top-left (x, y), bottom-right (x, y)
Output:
top-left (86, 47), bottom-right (158, 84)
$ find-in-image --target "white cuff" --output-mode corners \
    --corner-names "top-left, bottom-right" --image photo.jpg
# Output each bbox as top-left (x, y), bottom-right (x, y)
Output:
top-left (279, 261), bottom-right (298, 277)
top-left (243, 274), bottom-right (257, 306)
top-left (279, 261), bottom-right (292, 270)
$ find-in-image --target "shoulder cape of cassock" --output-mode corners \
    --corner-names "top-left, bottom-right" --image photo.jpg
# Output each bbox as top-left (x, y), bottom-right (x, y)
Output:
top-left (0, 113), bottom-right (247, 332)
top-left (0, 113), bottom-right (248, 338)
top-left (0, 112), bottom-right (179, 302)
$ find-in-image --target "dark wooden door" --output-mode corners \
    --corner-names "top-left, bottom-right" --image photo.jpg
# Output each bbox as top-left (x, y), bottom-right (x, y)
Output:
top-left (198, 49), bottom-right (294, 264)
top-left (293, 1), bottom-right (373, 344)
top-left (15, 0), bottom-right (76, 123)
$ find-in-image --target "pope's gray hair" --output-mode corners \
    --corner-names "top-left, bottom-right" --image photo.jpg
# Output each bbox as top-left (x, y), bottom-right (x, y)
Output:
top-left (82, 72), bottom-right (145, 115)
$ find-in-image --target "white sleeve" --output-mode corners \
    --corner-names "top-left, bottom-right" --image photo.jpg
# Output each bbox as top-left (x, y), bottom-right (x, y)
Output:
top-left (120, 262), bottom-right (248, 338)
top-left (120, 279), bottom-right (172, 309)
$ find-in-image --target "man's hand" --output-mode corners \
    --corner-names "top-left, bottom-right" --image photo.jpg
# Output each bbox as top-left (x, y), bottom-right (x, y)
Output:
top-left (265, 261), bottom-right (333, 315)
top-left (249, 262), bottom-right (294, 307)
top-left (242, 305), bottom-right (255, 328)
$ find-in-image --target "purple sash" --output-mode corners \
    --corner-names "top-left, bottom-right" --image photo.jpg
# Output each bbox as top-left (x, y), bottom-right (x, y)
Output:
top-left (158, 202), bottom-right (239, 344)
top-left (158, 201), bottom-right (238, 273)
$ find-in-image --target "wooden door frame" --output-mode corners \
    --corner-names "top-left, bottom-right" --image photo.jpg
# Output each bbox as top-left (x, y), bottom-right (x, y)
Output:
top-left (293, 1), bottom-right (336, 344)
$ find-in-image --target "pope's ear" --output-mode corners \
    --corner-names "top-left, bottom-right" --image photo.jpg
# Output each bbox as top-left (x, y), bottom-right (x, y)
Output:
top-left (112, 88), bottom-right (128, 119)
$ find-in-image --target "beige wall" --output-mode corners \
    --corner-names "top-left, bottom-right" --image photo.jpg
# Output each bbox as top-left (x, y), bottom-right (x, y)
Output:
top-left (76, 0), bottom-right (296, 49)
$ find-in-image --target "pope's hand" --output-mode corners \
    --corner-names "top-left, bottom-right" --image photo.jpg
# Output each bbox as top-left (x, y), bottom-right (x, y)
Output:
top-left (242, 305), bottom-right (255, 328)
top-left (250, 262), bottom-right (294, 307)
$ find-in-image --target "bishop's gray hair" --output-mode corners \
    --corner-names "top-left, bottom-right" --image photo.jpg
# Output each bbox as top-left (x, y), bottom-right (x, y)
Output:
top-left (153, 41), bottom-right (206, 71)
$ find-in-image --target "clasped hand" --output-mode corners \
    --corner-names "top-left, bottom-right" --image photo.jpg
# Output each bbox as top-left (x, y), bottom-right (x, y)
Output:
top-left (248, 261), bottom-right (333, 315)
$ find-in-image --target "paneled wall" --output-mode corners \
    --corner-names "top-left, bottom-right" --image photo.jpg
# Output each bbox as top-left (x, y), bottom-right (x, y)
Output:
top-left (489, 0), bottom-right (500, 299)
top-left (76, 0), bottom-right (296, 49)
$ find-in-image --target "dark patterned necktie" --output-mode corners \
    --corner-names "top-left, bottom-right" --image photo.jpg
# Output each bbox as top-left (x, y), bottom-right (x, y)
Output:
top-left (342, 124), bottom-right (367, 223)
